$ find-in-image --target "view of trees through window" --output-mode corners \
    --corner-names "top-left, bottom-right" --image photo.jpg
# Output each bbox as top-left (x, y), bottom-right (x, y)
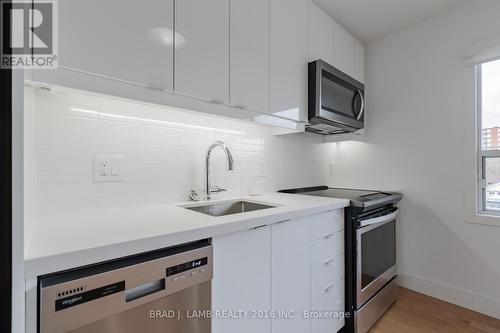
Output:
top-left (480, 59), bottom-right (500, 211)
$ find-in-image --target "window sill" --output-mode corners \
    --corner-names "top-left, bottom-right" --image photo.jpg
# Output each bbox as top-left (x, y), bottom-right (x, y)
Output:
top-left (465, 213), bottom-right (500, 227)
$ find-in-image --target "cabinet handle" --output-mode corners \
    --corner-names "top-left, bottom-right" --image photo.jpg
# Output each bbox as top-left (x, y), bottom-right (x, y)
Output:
top-left (252, 225), bottom-right (267, 230)
top-left (324, 233), bottom-right (334, 239)
top-left (324, 284), bottom-right (335, 293)
top-left (210, 99), bottom-right (224, 104)
top-left (276, 219), bottom-right (290, 225)
top-left (324, 258), bottom-right (335, 266)
top-left (146, 84), bottom-right (166, 91)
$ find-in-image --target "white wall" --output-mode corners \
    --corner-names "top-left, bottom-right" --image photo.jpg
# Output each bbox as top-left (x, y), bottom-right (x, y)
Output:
top-left (24, 85), bottom-right (325, 248)
top-left (325, 0), bottom-right (500, 318)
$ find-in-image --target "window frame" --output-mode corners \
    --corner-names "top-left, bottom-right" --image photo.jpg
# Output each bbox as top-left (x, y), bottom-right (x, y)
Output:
top-left (476, 63), bottom-right (500, 216)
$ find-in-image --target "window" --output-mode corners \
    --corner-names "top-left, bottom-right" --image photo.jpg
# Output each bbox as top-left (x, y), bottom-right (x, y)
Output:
top-left (477, 58), bottom-right (500, 213)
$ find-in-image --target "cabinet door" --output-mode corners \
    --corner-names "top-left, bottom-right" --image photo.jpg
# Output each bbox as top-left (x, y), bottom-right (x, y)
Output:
top-left (56, 0), bottom-right (173, 90)
top-left (354, 39), bottom-right (365, 83)
top-left (310, 237), bottom-right (340, 333)
top-left (270, 0), bottom-right (308, 122)
top-left (334, 22), bottom-right (354, 77)
top-left (230, 0), bottom-right (269, 113)
top-left (175, 0), bottom-right (229, 103)
top-left (212, 227), bottom-right (271, 333)
top-left (308, 1), bottom-right (334, 65)
top-left (309, 210), bottom-right (345, 333)
top-left (271, 218), bottom-right (310, 333)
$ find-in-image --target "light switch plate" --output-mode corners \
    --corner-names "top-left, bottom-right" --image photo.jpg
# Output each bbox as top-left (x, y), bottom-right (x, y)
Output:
top-left (94, 155), bottom-right (124, 182)
top-left (329, 162), bottom-right (335, 176)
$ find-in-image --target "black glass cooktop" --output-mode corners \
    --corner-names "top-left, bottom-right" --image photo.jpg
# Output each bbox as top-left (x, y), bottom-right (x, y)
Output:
top-left (279, 186), bottom-right (402, 208)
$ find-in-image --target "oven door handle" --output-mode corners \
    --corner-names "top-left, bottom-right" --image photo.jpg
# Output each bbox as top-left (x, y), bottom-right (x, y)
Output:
top-left (358, 208), bottom-right (399, 228)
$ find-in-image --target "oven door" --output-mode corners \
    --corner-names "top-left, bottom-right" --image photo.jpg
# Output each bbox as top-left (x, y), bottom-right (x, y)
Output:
top-left (356, 208), bottom-right (398, 307)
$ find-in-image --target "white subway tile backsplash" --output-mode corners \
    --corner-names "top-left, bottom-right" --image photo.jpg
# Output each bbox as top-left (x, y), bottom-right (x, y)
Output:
top-left (25, 85), bottom-right (326, 216)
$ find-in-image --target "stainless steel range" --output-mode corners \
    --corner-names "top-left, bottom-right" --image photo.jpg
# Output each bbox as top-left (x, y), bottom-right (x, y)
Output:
top-left (279, 186), bottom-right (402, 333)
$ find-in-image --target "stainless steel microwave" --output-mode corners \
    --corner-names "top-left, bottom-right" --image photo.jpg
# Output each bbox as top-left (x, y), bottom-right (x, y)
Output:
top-left (307, 60), bottom-right (365, 135)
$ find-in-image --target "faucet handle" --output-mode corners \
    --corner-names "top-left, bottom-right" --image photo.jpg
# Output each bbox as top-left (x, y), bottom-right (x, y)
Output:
top-left (210, 186), bottom-right (227, 193)
top-left (189, 190), bottom-right (200, 201)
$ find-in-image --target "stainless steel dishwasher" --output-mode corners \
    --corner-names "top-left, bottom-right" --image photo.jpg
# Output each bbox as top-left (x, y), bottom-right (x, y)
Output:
top-left (38, 240), bottom-right (213, 333)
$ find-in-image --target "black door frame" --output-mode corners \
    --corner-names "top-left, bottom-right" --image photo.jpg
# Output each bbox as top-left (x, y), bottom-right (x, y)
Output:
top-left (1, 0), bottom-right (13, 330)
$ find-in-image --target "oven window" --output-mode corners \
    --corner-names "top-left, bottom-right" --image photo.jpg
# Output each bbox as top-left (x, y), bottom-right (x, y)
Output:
top-left (360, 220), bottom-right (396, 289)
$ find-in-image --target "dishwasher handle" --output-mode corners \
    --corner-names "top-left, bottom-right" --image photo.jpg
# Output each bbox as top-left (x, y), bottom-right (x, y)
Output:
top-left (125, 279), bottom-right (166, 302)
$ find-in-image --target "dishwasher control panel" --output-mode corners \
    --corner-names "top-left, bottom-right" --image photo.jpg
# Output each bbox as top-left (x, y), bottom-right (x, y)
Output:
top-left (166, 257), bottom-right (208, 277)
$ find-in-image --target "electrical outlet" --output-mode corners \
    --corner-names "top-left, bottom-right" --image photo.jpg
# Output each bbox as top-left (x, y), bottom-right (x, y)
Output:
top-left (94, 155), bottom-right (123, 182)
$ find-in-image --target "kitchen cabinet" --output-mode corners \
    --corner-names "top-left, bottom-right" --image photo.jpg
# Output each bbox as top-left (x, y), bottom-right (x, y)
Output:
top-left (271, 218), bottom-right (311, 333)
top-left (309, 210), bottom-right (345, 333)
top-left (175, 0), bottom-right (230, 103)
top-left (230, 0), bottom-right (269, 113)
top-left (308, 1), bottom-right (335, 65)
top-left (354, 39), bottom-right (365, 83)
top-left (212, 210), bottom-right (345, 333)
top-left (334, 22), bottom-right (355, 78)
top-left (46, 0), bottom-right (174, 90)
top-left (212, 226), bottom-right (271, 333)
top-left (269, 0), bottom-right (308, 122)
top-left (30, 0), bottom-right (363, 132)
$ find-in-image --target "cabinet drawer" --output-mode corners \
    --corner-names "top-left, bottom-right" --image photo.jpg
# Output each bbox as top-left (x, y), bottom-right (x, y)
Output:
top-left (310, 210), bottom-right (343, 241)
top-left (311, 238), bottom-right (336, 289)
top-left (310, 274), bottom-right (345, 333)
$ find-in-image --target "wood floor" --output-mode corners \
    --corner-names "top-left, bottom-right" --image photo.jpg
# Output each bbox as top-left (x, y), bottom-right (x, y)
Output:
top-left (369, 287), bottom-right (500, 333)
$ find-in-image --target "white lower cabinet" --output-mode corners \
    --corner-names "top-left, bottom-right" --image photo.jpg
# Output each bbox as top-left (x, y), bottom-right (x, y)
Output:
top-left (310, 210), bottom-right (345, 333)
top-left (310, 237), bottom-right (345, 332)
top-left (212, 209), bottom-right (345, 333)
top-left (212, 226), bottom-right (271, 333)
top-left (271, 218), bottom-right (311, 333)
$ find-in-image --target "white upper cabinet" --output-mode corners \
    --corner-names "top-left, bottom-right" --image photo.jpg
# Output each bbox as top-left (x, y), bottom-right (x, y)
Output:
top-left (230, 0), bottom-right (269, 113)
top-left (334, 22), bottom-right (355, 78)
top-left (354, 38), bottom-right (365, 83)
top-left (212, 227), bottom-right (271, 333)
top-left (175, 0), bottom-right (230, 103)
top-left (31, 0), bottom-right (363, 130)
top-left (308, 1), bottom-right (334, 65)
top-left (270, 0), bottom-right (308, 122)
top-left (54, 0), bottom-right (174, 90)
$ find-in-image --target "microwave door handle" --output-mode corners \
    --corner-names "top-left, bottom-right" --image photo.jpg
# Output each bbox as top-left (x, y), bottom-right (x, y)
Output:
top-left (356, 89), bottom-right (365, 120)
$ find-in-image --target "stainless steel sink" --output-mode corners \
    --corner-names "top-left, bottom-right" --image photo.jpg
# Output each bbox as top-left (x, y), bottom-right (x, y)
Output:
top-left (183, 200), bottom-right (276, 217)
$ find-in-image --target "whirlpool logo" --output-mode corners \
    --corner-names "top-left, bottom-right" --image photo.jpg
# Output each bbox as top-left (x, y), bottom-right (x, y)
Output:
top-left (62, 295), bottom-right (82, 306)
top-left (1, 0), bottom-right (58, 68)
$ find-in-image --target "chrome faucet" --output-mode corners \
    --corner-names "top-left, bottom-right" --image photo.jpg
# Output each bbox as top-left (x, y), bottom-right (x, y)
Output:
top-left (205, 141), bottom-right (235, 200)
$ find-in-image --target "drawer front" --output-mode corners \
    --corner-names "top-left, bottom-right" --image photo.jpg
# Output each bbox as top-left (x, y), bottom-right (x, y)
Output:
top-left (311, 237), bottom-right (337, 301)
top-left (310, 210), bottom-right (343, 241)
top-left (311, 237), bottom-right (338, 311)
top-left (310, 282), bottom-right (343, 333)
top-left (310, 232), bottom-right (345, 333)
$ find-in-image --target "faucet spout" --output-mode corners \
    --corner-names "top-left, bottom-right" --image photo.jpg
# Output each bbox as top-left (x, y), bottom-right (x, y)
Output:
top-left (205, 141), bottom-right (235, 200)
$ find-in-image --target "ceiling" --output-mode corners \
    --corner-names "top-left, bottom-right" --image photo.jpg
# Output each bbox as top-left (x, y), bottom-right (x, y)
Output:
top-left (314, 0), bottom-right (467, 42)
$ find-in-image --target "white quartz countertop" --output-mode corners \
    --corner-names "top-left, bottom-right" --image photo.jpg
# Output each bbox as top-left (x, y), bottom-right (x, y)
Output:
top-left (25, 193), bottom-right (349, 278)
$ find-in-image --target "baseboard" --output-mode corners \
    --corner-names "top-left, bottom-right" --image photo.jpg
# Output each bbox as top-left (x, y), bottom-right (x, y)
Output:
top-left (398, 271), bottom-right (500, 319)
